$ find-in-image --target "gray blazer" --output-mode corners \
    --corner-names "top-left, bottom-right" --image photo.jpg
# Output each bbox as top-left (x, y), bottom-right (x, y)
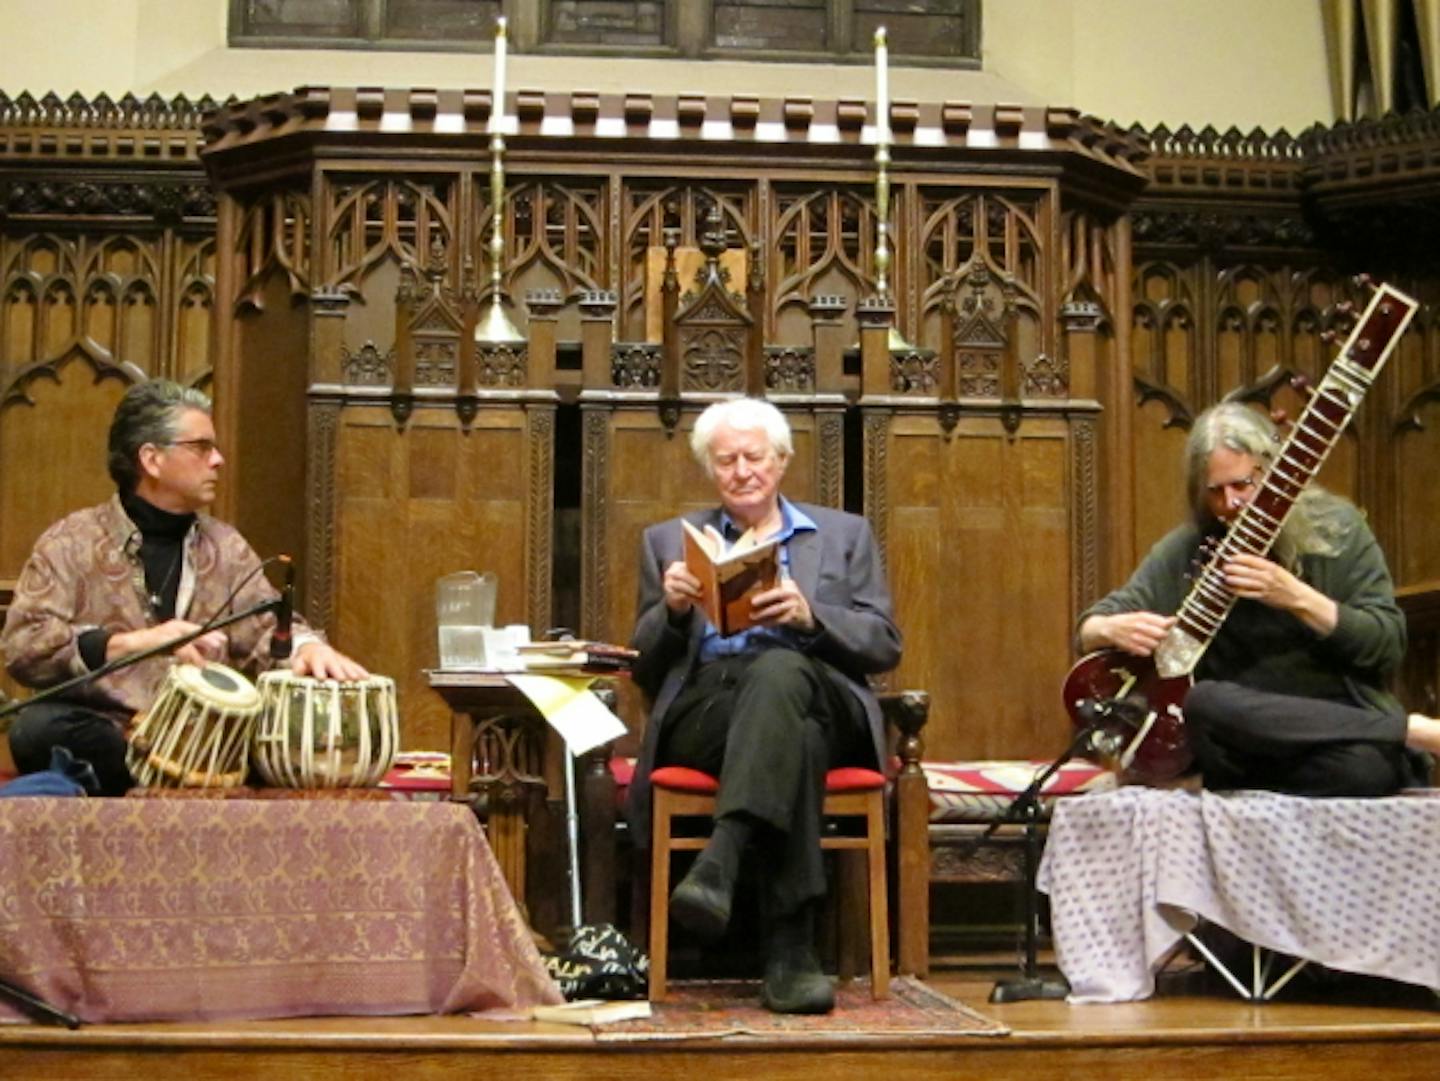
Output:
top-left (625, 501), bottom-right (902, 838)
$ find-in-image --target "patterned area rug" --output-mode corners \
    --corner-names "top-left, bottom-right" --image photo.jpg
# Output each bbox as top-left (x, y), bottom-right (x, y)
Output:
top-left (593, 977), bottom-right (1009, 1041)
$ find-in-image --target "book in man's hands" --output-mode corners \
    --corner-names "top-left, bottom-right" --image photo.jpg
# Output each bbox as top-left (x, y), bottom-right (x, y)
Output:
top-left (681, 519), bottom-right (781, 637)
top-left (531, 998), bottom-right (653, 1026)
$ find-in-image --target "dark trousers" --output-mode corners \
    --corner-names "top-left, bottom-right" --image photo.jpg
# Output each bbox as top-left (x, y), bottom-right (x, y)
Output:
top-left (8, 700), bottom-right (135, 797)
top-left (1185, 680), bottom-right (1414, 797)
top-left (655, 649), bottom-right (873, 916)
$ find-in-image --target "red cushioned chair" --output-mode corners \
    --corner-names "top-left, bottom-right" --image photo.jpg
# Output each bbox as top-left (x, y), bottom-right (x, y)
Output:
top-left (647, 763), bottom-right (890, 1001)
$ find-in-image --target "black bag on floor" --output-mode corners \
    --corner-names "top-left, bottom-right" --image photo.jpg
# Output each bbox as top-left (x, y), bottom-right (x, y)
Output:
top-left (543, 923), bottom-right (649, 1001)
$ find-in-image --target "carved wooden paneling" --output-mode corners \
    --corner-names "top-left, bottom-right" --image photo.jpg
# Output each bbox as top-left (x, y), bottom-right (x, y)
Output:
top-left (623, 184), bottom-right (755, 342)
top-left (1395, 398), bottom-right (1440, 585)
top-left (918, 187), bottom-right (1050, 365)
top-left (0, 363), bottom-right (129, 572)
top-left (233, 191), bottom-right (312, 310)
top-left (771, 183), bottom-right (880, 345)
top-left (326, 176), bottom-right (456, 295)
top-left (868, 409), bottom-right (1078, 761)
top-left (330, 404), bottom-right (543, 753)
top-left (1, 92), bottom-right (216, 581)
top-left (507, 178), bottom-right (607, 342)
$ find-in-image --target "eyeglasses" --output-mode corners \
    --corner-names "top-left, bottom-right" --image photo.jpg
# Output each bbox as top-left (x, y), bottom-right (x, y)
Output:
top-left (1205, 472), bottom-right (1261, 497)
top-left (165, 438), bottom-right (221, 457)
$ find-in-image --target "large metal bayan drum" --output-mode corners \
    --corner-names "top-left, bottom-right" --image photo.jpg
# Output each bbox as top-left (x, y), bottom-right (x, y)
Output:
top-left (127, 662), bottom-right (263, 788)
top-left (252, 672), bottom-right (399, 787)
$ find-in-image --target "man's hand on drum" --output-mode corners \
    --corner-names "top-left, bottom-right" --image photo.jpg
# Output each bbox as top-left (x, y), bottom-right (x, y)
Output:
top-left (293, 641), bottom-right (369, 681)
top-left (107, 620), bottom-right (227, 667)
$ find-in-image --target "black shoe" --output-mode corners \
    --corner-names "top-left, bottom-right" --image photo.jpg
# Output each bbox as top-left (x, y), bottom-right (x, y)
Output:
top-left (760, 949), bottom-right (835, 1014)
top-left (670, 858), bottom-right (733, 941)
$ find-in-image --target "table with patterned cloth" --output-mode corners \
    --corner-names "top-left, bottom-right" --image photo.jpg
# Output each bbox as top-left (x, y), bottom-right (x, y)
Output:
top-left (0, 798), bottom-right (563, 1023)
top-left (1038, 787), bottom-right (1440, 1003)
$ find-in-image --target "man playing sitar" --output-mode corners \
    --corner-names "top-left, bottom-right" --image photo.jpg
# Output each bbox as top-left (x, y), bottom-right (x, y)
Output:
top-left (1077, 399), bottom-right (1440, 795)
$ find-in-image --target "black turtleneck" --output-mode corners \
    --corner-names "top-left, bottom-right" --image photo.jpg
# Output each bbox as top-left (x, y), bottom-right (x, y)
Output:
top-left (76, 492), bottom-right (197, 670)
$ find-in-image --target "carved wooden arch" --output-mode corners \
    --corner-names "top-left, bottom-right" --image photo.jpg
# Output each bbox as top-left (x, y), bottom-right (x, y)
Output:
top-left (231, 190), bottom-right (312, 313)
top-left (1, 344), bottom-right (145, 411)
top-left (665, 209), bottom-right (758, 399)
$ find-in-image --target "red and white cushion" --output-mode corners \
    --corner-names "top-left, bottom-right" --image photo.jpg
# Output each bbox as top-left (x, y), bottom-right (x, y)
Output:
top-left (923, 759), bottom-right (1115, 823)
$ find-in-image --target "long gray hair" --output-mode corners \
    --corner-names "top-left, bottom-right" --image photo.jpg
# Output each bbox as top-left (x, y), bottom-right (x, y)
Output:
top-left (1184, 401), bottom-right (1356, 564)
top-left (108, 379), bottom-right (212, 493)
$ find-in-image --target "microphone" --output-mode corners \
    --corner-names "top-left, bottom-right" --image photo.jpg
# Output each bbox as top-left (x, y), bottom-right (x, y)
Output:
top-left (271, 555), bottom-right (294, 665)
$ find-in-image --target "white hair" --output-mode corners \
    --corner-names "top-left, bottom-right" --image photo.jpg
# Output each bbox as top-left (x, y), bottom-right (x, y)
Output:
top-left (689, 398), bottom-right (793, 476)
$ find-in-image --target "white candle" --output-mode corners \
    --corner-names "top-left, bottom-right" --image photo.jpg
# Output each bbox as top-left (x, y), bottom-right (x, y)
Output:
top-left (875, 26), bottom-right (889, 144)
top-left (490, 16), bottom-right (508, 135)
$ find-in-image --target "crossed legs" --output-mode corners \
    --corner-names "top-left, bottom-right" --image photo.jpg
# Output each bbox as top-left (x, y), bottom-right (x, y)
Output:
top-left (655, 649), bottom-right (872, 1012)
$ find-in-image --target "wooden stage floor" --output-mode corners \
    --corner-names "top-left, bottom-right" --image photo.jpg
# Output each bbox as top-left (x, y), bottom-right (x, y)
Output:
top-left (2, 963), bottom-right (1438, 1081)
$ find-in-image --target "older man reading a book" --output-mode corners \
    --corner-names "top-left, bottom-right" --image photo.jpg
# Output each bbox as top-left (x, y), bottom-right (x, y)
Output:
top-left (627, 398), bottom-right (901, 1014)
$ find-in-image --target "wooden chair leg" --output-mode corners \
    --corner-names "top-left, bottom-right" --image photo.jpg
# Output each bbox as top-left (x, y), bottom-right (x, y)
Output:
top-left (867, 791), bottom-right (890, 998)
top-left (835, 849), bottom-right (866, 982)
top-left (648, 790), bottom-right (674, 1002)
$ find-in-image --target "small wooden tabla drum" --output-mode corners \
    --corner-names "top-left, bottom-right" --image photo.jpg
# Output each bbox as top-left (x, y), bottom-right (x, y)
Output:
top-left (127, 662), bottom-right (263, 788)
top-left (251, 671), bottom-right (399, 787)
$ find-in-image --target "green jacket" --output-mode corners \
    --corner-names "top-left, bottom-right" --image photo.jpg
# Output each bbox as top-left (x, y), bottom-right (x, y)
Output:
top-left (1081, 504), bottom-right (1405, 715)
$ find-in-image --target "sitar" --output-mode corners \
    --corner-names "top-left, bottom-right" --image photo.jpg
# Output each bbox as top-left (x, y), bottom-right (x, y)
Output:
top-left (1063, 280), bottom-right (1419, 785)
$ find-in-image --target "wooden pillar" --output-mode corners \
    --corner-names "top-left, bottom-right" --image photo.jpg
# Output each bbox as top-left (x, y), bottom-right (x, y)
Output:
top-left (810, 294), bottom-right (849, 395)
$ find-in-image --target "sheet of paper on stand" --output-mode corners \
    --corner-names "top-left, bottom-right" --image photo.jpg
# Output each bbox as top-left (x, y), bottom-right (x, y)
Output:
top-left (505, 673), bottom-right (627, 755)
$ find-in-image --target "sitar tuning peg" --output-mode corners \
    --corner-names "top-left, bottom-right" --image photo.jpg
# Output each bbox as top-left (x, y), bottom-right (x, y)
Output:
top-left (1335, 300), bottom-right (1355, 316)
top-left (1352, 272), bottom-right (1374, 293)
top-left (1290, 372), bottom-right (1313, 397)
top-left (1319, 329), bottom-right (1337, 344)
top-left (1186, 535), bottom-right (1221, 580)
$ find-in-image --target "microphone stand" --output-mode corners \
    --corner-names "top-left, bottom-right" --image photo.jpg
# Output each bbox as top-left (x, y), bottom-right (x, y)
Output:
top-left (986, 719), bottom-right (1111, 1003)
top-left (0, 595), bottom-right (283, 723)
top-left (0, 594), bottom-right (285, 1027)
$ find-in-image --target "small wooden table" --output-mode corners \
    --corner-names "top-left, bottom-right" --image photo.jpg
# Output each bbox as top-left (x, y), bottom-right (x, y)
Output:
top-left (427, 670), bottom-right (619, 931)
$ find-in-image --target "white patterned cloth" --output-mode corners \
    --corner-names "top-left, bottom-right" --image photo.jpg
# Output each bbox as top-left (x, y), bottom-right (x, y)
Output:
top-left (1038, 787), bottom-right (1440, 1002)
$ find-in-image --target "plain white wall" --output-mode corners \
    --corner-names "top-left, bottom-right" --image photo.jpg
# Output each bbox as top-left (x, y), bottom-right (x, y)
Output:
top-left (1, 0), bottom-right (1333, 132)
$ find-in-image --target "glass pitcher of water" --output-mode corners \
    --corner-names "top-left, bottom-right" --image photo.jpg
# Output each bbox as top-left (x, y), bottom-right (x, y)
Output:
top-left (436, 571), bottom-right (497, 668)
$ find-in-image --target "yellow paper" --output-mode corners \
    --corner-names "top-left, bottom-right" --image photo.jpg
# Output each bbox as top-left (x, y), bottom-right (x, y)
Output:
top-left (505, 674), bottom-right (626, 755)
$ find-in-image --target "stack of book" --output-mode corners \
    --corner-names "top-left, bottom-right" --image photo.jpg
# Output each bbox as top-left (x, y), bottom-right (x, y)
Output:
top-left (514, 641), bottom-right (639, 677)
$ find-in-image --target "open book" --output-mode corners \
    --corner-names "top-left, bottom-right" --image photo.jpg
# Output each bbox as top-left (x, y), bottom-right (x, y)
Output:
top-left (681, 519), bottom-right (781, 637)
top-left (531, 998), bottom-right (653, 1026)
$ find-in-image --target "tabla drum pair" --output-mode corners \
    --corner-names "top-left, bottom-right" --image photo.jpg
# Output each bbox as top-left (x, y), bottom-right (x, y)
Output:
top-left (127, 662), bottom-right (398, 789)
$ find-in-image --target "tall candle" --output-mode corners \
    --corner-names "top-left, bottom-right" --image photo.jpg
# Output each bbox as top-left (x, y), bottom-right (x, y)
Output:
top-left (875, 26), bottom-right (889, 144)
top-left (491, 16), bottom-right (508, 135)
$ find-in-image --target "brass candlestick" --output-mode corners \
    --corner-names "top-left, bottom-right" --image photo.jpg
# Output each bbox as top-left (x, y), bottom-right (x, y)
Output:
top-left (477, 16), bottom-right (523, 344)
top-left (872, 26), bottom-right (912, 351)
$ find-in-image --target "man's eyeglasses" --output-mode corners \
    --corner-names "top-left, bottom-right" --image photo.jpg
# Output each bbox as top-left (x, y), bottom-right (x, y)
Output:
top-left (1205, 471), bottom-right (1261, 497)
top-left (165, 438), bottom-right (221, 457)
